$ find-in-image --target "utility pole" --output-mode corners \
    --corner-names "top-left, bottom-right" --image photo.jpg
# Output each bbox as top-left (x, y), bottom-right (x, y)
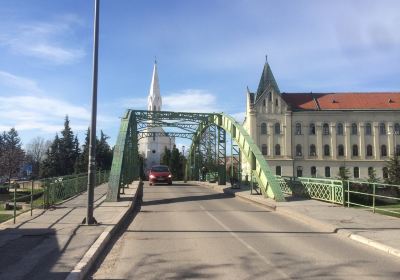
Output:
top-left (85, 0), bottom-right (100, 225)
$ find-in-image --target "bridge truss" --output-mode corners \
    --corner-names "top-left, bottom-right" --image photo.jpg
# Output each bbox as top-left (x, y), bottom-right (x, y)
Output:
top-left (106, 109), bottom-right (284, 202)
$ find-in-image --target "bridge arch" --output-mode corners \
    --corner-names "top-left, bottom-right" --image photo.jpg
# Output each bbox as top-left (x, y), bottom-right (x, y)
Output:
top-left (106, 109), bottom-right (284, 202)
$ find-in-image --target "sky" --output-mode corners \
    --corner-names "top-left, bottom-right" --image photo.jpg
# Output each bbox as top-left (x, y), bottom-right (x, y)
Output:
top-left (1, 0), bottom-right (400, 149)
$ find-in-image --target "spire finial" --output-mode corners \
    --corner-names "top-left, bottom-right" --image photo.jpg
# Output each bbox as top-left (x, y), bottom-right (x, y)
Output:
top-left (265, 54), bottom-right (268, 63)
top-left (154, 56), bottom-right (157, 64)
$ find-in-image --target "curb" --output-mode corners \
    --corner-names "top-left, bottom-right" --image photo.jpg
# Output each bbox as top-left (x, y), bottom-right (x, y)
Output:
top-left (66, 181), bottom-right (143, 280)
top-left (193, 181), bottom-right (400, 259)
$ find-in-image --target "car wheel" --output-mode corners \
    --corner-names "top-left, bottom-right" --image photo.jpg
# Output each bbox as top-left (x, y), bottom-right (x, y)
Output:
top-left (168, 182), bottom-right (172, 185)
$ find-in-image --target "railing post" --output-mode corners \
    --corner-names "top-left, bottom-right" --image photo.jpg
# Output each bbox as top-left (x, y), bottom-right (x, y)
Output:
top-left (13, 183), bottom-right (17, 224)
top-left (341, 180), bottom-right (345, 207)
top-left (31, 180), bottom-right (34, 216)
top-left (347, 181), bottom-right (350, 208)
top-left (372, 183), bottom-right (376, 213)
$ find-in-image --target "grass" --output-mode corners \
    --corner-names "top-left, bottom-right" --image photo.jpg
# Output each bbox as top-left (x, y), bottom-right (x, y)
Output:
top-left (0, 214), bottom-right (13, 223)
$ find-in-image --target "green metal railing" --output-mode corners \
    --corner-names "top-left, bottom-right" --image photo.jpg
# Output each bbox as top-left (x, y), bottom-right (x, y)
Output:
top-left (277, 176), bottom-right (400, 217)
top-left (0, 170), bottom-right (109, 224)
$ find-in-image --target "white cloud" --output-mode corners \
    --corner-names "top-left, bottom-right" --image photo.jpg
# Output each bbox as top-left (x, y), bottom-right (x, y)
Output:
top-left (230, 112), bottom-right (245, 124)
top-left (0, 16), bottom-right (85, 64)
top-left (163, 89), bottom-right (220, 112)
top-left (0, 71), bottom-right (42, 94)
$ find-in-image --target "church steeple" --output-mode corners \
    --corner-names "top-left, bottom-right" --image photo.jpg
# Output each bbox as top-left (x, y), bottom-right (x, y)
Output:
top-left (148, 60), bottom-right (162, 111)
top-left (256, 59), bottom-right (280, 100)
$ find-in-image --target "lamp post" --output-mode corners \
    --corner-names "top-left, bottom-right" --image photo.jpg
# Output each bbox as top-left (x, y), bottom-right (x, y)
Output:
top-left (85, 0), bottom-right (100, 225)
top-left (182, 146), bottom-right (187, 183)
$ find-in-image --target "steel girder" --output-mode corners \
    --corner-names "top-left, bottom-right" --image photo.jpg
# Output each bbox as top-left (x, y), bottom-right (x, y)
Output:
top-left (107, 109), bottom-right (284, 202)
top-left (188, 113), bottom-right (284, 201)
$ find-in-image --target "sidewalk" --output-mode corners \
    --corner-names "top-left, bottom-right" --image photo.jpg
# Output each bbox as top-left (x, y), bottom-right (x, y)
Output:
top-left (0, 182), bottom-right (142, 280)
top-left (193, 181), bottom-right (400, 258)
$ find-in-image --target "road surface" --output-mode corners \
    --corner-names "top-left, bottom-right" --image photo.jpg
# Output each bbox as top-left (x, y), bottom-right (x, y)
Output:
top-left (91, 182), bottom-right (399, 279)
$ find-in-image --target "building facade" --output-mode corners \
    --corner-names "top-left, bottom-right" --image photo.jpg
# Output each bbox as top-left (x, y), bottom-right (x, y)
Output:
top-left (138, 62), bottom-right (175, 170)
top-left (243, 61), bottom-right (400, 180)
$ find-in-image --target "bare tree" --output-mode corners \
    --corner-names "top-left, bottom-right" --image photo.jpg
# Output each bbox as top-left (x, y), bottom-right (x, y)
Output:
top-left (26, 137), bottom-right (50, 178)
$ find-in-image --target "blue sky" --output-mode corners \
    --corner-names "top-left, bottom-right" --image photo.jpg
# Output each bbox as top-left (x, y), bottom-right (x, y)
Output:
top-left (1, 0), bottom-right (400, 149)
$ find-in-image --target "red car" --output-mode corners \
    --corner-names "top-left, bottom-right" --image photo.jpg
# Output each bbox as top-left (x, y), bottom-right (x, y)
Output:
top-left (148, 165), bottom-right (173, 185)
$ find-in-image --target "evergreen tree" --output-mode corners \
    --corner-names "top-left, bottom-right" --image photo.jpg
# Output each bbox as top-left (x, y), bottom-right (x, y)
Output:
top-left (170, 145), bottom-right (181, 179)
top-left (76, 128), bottom-right (90, 173)
top-left (368, 167), bottom-right (380, 183)
top-left (337, 166), bottom-right (350, 180)
top-left (96, 130), bottom-right (113, 171)
top-left (41, 134), bottom-right (62, 177)
top-left (0, 128), bottom-right (25, 183)
top-left (386, 155), bottom-right (400, 184)
top-left (161, 146), bottom-right (171, 166)
top-left (59, 116), bottom-right (78, 175)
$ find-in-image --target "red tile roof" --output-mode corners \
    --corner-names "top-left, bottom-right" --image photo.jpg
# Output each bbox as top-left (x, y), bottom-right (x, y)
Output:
top-left (281, 92), bottom-right (400, 110)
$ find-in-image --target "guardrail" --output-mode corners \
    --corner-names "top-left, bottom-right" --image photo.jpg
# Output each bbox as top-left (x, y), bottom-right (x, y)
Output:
top-left (0, 170), bottom-right (110, 224)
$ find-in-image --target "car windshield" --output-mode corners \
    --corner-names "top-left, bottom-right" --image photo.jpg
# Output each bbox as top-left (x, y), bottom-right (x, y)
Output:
top-left (151, 166), bottom-right (169, 172)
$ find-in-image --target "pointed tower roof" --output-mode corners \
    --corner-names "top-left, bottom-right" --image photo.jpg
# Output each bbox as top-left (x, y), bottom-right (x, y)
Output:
top-left (148, 60), bottom-right (162, 111)
top-left (256, 60), bottom-right (280, 100)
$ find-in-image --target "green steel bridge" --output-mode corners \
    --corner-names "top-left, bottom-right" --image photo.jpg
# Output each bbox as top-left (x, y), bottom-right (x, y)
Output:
top-left (106, 109), bottom-right (285, 202)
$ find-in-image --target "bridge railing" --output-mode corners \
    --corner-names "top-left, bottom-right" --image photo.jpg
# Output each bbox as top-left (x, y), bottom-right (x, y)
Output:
top-left (277, 176), bottom-right (400, 217)
top-left (0, 170), bottom-right (110, 224)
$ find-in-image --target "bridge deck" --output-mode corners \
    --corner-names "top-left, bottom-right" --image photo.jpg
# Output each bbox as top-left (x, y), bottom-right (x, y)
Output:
top-left (91, 182), bottom-right (399, 279)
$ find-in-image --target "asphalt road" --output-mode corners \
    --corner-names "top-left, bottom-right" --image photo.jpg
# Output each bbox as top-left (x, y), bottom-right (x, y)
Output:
top-left (91, 182), bottom-right (400, 279)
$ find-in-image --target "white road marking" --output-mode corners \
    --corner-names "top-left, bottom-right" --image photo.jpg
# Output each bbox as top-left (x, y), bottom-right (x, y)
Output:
top-left (199, 205), bottom-right (292, 279)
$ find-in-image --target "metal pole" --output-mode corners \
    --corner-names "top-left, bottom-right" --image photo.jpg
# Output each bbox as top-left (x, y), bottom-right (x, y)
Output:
top-left (30, 180), bottom-right (34, 216)
top-left (86, 0), bottom-right (100, 225)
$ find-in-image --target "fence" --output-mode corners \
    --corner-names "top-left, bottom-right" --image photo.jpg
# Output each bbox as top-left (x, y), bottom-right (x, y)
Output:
top-left (0, 170), bottom-right (109, 224)
top-left (276, 176), bottom-right (400, 217)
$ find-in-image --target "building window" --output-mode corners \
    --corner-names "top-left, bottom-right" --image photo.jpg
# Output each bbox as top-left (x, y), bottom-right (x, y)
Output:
top-left (379, 123), bottom-right (386, 135)
top-left (365, 123), bottom-right (372, 135)
top-left (311, 166), bottom-right (317, 177)
top-left (381, 145), bottom-right (387, 157)
top-left (324, 144), bottom-right (330, 156)
top-left (276, 166), bottom-right (281, 176)
top-left (261, 144), bottom-right (268, 155)
top-left (263, 99), bottom-right (266, 106)
top-left (261, 123), bottom-right (267, 134)
top-left (296, 144), bottom-right (302, 156)
top-left (310, 144), bottom-right (316, 156)
top-left (338, 144), bottom-right (344, 156)
top-left (337, 123), bottom-right (343, 135)
top-left (153, 134), bottom-right (156, 141)
top-left (368, 167), bottom-right (374, 176)
top-left (325, 166), bottom-right (330, 178)
top-left (275, 99), bottom-right (278, 106)
top-left (274, 123), bottom-right (280, 134)
top-left (383, 167), bottom-right (389, 179)
top-left (295, 123), bottom-right (302, 135)
top-left (309, 123), bottom-right (316, 135)
top-left (323, 123), bottom-right (330, 135)
top-left (396, 145), bottom-right (400, 156)
top-left (395, 123), bottom-right (400, 135)
top-left (268, 92), bottom-right (272, 102)
top-left (297, 166), bottom-right (303, 177)
top-left (354, 167), bottom-right (360, 178)
top-left (351, 123), bottom-right (358, 135)
top-left (352, 144), bottom-right (359, 156)
top-left (275, 144), bottom-right (281, 156)
top-left (366, 145), bottom-right (373, 157)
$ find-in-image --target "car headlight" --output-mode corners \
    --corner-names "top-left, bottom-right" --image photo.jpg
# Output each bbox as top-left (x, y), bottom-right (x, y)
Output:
top-left (149, 174), bottom-right (155, 179)
top-left (168, 174), bottom-right (172, 178)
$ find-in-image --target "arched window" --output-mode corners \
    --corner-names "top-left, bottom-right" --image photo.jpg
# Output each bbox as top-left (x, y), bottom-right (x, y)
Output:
top-left (323, 123), bottom-right (330, 135)
top-left (263, 99), bottom-right (266, 106)
top-left (268, 92), bottom-right (272, 101)
top-left (395, 123), bottom-right (400, 135)
top-left (261, 144), bottom-right (268, 155)
top-left (296, 144), bottom-right (302, 156)
top-left (368, 167), bottom-right (374, 177)
top-left (366, 145), bottom-right (373, 156)
top-left (383, 167), bottom-right (389, 179)
top-left (296, 166), bottom-right (303, 177)
top-left (381, 145), bottom-right (387, 157)
top-left (325, 166), bottom-right (330, 178)
top-left (354, 167), bottom-right (360, 178)
top-left (295, 123), bottom-right (302, 135)
top-left (311, 166), bottom-right (317, 177)
top-left (396, 145), bottom-right (400, 156)
top-left (261, 123), bottom-right (267, 135)
top-left (275, 99), bottom-right (278, 106)
top-left (274, 123), bottom-right (281, 134)
top-left (365, 123), bottom-right (372, 135)
top-left (379, 123), bottom-right (386, 135)
top-left (309, 123), bottom-right (316, 135)
top-left (351, 123), bottom-right (358, 135)
top-left (276, 166), bottom-right (281, 176)
top-left (309, 144), bottom-right (316, 156)
top-left (275, 144), bottom-right (281, 156)
top-left (352, 144), bottom-right (359, 156)
top-left (338, 144), bottom-right (344, 156)
top-left (337, 123), bottom-right (343, 135)
top-left (324, 145), bottom-right (330, 156)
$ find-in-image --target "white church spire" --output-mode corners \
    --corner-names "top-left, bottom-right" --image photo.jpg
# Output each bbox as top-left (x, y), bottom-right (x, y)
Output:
top-left (148, 60), bottom-right (162, 111)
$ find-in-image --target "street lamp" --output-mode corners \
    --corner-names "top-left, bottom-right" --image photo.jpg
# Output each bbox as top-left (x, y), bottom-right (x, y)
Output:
top-left (84, 0), bottom-right (100, 225)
